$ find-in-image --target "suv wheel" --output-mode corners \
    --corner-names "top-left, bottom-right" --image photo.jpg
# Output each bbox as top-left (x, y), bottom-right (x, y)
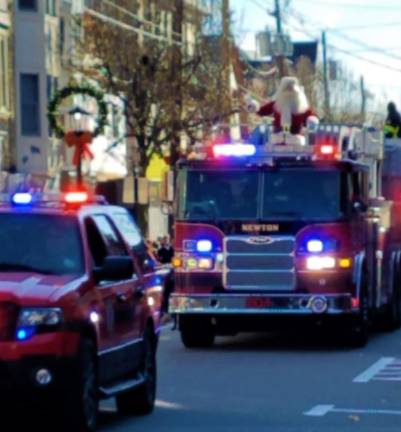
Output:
top-left (116, 325), bottom-right (157, 416)
top-left (180, 316), bottom-right (215, 348)
top-left (62, 339), bottom-right (98, 432)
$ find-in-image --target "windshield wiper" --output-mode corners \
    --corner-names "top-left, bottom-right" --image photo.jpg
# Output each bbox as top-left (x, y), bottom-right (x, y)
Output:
top-left (0, 263), bottom-right (56, 275)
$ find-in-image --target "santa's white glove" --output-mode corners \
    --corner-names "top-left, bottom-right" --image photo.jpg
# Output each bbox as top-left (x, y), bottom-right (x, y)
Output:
top-left (306, 115), bottom-right (319, 132)
top-left (245, 95), bottom-right (260, 114)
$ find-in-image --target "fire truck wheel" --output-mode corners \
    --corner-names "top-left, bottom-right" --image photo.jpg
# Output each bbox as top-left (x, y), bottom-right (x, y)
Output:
top-left (180, 316), bottom-right (215, 348)
top-left (348, 289), bottom-right (370, 348)
top-left (382, 270), bottom-right (401, 331)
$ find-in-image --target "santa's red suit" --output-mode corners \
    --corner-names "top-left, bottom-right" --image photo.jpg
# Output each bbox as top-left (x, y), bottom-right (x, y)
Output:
top-left (248, 77), bottom-right (318, 146)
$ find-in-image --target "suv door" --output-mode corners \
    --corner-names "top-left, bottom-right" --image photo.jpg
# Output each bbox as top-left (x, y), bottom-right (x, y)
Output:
top-left (91, 214), bottom-right (144, 380)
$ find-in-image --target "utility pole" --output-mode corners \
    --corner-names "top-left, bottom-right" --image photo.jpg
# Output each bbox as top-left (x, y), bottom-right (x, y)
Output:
top-left (274, 0), bottom-right (285, 78)
top-left (360, 75), bottom-right (367, 122)
top-left (322, 31), bottom-right (331, 121)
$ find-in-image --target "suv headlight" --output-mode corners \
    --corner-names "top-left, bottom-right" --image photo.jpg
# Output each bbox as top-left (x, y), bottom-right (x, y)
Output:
top-left (18, 308), bottom-right (63, 327)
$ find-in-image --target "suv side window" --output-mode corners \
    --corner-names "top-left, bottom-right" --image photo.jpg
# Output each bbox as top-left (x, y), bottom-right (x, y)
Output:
top-left (93, 215), bottom-right (129, 257)
top-left (85, 218), bottom-right (108, 267)
top-left (111, 211), bottom-right (143, 251)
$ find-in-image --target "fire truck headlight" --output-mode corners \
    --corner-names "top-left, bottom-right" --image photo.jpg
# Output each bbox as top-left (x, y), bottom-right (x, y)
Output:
top-left (306, 239), bottom-right (324, 253)
top-left (197, 240), bottom-right (213, 253)
top-left (198, 258), bottom-right (214, 270)
top-left (306, 256), bottom-right (336, 271)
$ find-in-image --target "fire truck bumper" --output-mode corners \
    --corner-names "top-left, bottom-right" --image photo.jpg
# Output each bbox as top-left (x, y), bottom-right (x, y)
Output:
top-left (169, 293), bottom-right (358, 316)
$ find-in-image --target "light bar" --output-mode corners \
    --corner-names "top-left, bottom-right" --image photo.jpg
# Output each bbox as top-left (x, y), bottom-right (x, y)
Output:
top-left (320, 145), bottom-right (335, 155)
top-left (213, 144), bottom-right (256, 157)
top-left (12, 193), bottom-right (33, 205)
top-left (65, 192), bottom-right (89, 204)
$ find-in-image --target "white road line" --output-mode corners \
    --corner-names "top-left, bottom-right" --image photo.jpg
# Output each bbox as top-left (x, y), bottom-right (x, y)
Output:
top-left (305, 405), bottom-right (401, 417)
top-left (304, 405), bottom-right (334, 417)
top-left (373, 377), bottom-right (401, 381)
top-left (353, 357), bottom-right (395, 383)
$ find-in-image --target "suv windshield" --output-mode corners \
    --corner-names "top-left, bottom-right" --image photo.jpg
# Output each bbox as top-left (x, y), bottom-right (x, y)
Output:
top-left (262, 170), bottom-right (342, 220)
top-left (0, 214), bottom-right (84, 275)
top-left (178, 170), bottom-right (259, 220)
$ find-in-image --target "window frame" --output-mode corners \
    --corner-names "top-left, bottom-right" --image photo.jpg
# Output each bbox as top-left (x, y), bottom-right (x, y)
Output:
top-left (20, 73), bottom-right (41, 137)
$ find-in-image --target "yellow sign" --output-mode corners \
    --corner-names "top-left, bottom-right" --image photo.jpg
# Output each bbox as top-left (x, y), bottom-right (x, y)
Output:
top-left (145, 154), bottom-right (169, 181)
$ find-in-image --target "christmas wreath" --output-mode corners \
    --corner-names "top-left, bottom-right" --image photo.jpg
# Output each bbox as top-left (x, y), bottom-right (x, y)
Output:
top-left (47, 85), bottom-right (108, 139)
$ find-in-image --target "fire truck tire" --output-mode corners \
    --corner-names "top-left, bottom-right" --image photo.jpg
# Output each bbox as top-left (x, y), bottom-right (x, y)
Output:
top-left (348, 289), bottom-right (370, 348)
top-left (180, 316), bottom-right (215, 348)
top-left (382, 269), bottom-right (401, 331)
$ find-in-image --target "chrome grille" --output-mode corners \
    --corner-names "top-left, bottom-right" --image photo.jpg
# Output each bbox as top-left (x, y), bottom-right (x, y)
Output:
top-left (224, 236), bottom-right (296, 291)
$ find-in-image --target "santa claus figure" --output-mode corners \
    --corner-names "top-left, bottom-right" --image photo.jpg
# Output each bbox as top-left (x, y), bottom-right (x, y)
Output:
top-left (247, 76), bottom-right (319, 146)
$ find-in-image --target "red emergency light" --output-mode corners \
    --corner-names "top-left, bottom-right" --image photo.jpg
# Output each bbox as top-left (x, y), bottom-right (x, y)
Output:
top-left (314, 138), bottom-right (340, 160)
top-left (64, 192), bottom-right (89, 204)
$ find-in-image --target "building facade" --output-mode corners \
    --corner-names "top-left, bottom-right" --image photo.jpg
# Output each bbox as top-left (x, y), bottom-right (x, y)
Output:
top-left (12, 0), bottom-right (60, 175)
top-left (0, 0), bottom-right (13, 170)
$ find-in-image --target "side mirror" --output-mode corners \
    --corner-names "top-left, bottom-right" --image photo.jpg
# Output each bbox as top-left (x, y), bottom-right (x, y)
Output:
top-left (353, 200), bottom-right (367, 214)
top-left (94, 256), bottom-right (134, 282)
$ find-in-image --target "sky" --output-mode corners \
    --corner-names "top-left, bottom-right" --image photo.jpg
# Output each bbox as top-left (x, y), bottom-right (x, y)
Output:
top-left (230, 0), bottom-right (401, 116)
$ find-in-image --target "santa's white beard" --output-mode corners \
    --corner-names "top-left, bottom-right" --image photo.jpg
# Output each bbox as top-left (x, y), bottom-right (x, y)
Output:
top-left (274, 90), bottom-right (309, 128)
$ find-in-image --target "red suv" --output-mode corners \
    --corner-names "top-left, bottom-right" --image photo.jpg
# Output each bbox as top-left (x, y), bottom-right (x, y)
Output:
top-left (0, 191), bottom-right (164, 431)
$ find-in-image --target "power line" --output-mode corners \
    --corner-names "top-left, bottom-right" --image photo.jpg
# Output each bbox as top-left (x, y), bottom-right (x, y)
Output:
top-left (334, 22), bottom-right (401, 31)
top-left (286, 20), bottom-right (401, 74)
top-left (288, 9), bottom-right (401, 64)
top-left (295, 0), bottom-right (401, 10)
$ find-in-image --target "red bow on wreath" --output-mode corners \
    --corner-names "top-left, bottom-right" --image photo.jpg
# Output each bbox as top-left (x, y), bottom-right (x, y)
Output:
top-left (65, 131), bottom-right (94, 166)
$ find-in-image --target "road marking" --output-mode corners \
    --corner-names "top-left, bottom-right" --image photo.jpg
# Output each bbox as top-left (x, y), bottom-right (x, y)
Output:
top-left (156, 399), bottom-right (183, 410)
top-left (304, 405), bottom-right (334, 417)
top-left (353, 357), bottom-right (395, 383)
top-left (305, 405), bottom-right (401, 417)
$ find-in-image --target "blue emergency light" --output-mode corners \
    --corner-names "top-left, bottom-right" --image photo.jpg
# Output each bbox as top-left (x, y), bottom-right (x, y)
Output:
top-left (12, 193), bottom-right (33, 205)
top-left (306, 239), bottom-right (324, 253)
top-left (197, 240), bottom-right (213, 253)
top-left (213, 143), bottom-right (256, 158)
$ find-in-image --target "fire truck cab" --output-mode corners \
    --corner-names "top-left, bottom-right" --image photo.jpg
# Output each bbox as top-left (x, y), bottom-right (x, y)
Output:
top-left (169, 126), bottom-right (401, 348)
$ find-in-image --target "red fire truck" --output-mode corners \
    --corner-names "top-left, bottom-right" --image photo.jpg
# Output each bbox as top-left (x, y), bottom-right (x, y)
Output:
top-left (169, 126), bottom-right (401, 348)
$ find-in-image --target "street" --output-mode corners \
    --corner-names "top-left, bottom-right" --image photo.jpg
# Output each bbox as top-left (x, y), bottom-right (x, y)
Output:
top-left (98, 328), bottom-right (401, 432)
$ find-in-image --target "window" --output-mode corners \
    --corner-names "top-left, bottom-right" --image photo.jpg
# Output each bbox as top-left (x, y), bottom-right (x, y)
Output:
top-left (0, 36), bottom-right (9, 110)
top-left (85, 218), bottom-right (108, 267)
top-left (20, 74), bottom-right (41, 136)
top-left (0, 214), bottom-right (84, 275)
top-left (111, 211), bottom-right (144, 251)
top-left (47, 75), bottom-right (58, 135)
top-left (18, 0), bottom-right (37, 11)
top-left (93, 215), bottom-right (128, 256)
top-left (46, 0), bottom-right (56, 16)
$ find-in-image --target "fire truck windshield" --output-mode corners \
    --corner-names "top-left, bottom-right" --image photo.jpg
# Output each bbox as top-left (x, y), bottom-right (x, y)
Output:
top-left (178, 168), bottom-right (343, 221)
top-left (179, 170), bottom-right (259, 220)
top-left (262, 170), bottom-right (342, 220)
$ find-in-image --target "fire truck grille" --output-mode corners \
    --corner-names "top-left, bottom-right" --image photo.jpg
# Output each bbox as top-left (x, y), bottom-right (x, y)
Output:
top-left (224, 236), bottom-right (296, 291)
top-left (0, 303), bottom-right (18, 341)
